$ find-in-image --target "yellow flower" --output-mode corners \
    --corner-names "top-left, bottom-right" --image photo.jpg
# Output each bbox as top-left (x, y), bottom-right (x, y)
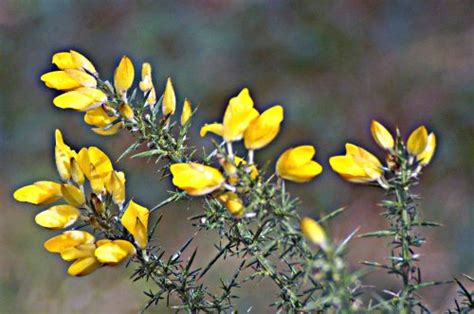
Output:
top-left (407, 126), bottom-right (428, 156)
top-left (370, 120), bottom-right (394, 150)
top-left (329, 144), bottom-right (383, 183)
top-left (44, 230), bottom-right (95, 253)
top-left (139, 62), bottom-right (153, 92)
top-left (77, 146), bottom-right (113, 193)
top-left (114, 55), bottom-right (135, 96)
top-left (217, 192), bottom-right (245, 217)
top-left (95, 239), bottom-right (136, 264)
top-left (276, 145), bottom-right (323, 183)
top-left (119, 103), bottom-right (134, 120)
top-left (120, 200), bottom-right (149, 248)
top-left (244, 105), bottom-right (284, 150)
top-left (53, 87), bottom-right (107, 111)
top-left (200, 88), bottom-right (259, 142)
top-left (170, 163), bottom-right (225, 196)
top-left (55, 129), bottom-right (77, 181)
top-left (162, 77), bottom-right (176, 116)
top-left (417, 132), bottom-right (436, 166)
top-left (84, 106), bottom-right (118, 128)
top-left (35, 205), bottom-right (80, 229)
top-left (105, 171), bottom-right (126, 206)
top-left (61, 184), bottom-right (86, 206)
top-left (300, 217), bottom-right (327, 248)
top-left (14, 181), bottom-right (62, 205)
top-left (52, 50), bottom-right (97, 75)
top-left (180, 98), bottom-right (192, 125)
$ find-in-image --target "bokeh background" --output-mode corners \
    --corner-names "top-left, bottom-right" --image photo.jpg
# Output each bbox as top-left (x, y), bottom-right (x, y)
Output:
top-left (1, 1), bottom-right (473, 313)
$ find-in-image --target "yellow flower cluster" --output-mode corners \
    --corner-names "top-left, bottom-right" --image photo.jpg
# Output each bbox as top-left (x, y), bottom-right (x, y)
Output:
top-left (170, 88), bottom-right (322, 217)
top-left (41, 51), bottom-right (192, 136)
top-left (13, 130), bottom-right (150, 276)
top-left (329, 120), bottom-right (436, 185)
top-left (41, 51), bottom-right (105, 112)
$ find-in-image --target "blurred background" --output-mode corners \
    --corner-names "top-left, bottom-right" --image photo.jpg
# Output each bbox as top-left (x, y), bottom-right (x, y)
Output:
top-left (0, 1), bottom-right (473, 312)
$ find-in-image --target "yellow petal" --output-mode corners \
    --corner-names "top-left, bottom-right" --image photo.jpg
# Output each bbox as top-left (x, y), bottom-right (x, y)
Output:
top-left (61, 184), bottom-right (85, 206)
top-left (417, 132), bottom-right (436, 166)
top-left (64, 69), bottom-right (97, 88)
top-left (52, 51), bottom-right (97, 75)
top-left (329, 144), bottom-right (383, 183)
top-left (67, 256), bottom-right (101, 276)
top-left (44, 230), bottom-right (94, 253)
top-left (13, 181), bottom-right (62, 205)
top-left (370, 120), bottom-right (394, 150)
top-left (244, 105), bottom-right (284, 150)
top-left (276, 146), bottom-right (323, 183)
top-left (84, 106), bottom-right (118, 128)
top-left (55, 129), bottom-right (77, 181)
top-left (35, 205), bottom-right (80, 229)
top-left (170, 163), bottom-right (225, 196)
top-left (180, 98), bottom-right (192, 125)
top-left (60, 243), bottom-right (96, 261)
top-left (222, 88), bottom-right (259, 142)
top-left (75, 87), bottom-right (107, 103)
top-left (300, 217), bottom-right (327, 248)
top-left (114, 55), bottom-right (135, 95)
top-left (162, 77), bottom-right (176, 116)
top-left (139, 62), bottom-right (153, 92)
top-left (70, 158), bottom-right (85, 185)
top-left (278, 161), bottom-right (323, 183)
top-left (76, 146), bottom-right (113, 193)
top-left (407, 126), bottom-right (429, 156)
top-left (70, 50), bottom-right (97, 74)
top-left (95, 240), bottom-right (136, 264)
top-left (76, 148), bottom-right (91, 178)
top-left (120, 200), bottom-right (149, 248)
top-left (52, 52), bottom-right (77, 70)
top-left (200, 123), bottom-right (224, 137)
top-left (91, 122), bottom-right (124, 136)
top-left (146, 86), bottom-right (157, 107)
top-left (53, 91), bottom-right (96, 111)
top-left (105, 171), bottom-right (126, 205)
top-left (41, 71), bottom-right (82, 90)
top-left (119, 103), bottom-right (134, 120)
top-left (86, 147), bottom-right (114, 177)
top-left (345, 144), bottom-right (383, 180)
top-left (329, 155), bottom-right (371, 183)
top-left (217, 192), bottom-right (245, 217)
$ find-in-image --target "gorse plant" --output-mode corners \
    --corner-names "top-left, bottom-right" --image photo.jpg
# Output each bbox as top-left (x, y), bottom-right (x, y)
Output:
top-left (13, 50), bottom-right (472, 313)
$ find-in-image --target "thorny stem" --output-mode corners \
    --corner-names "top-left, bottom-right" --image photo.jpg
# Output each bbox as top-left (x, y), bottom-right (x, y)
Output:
top-left (95, 80), bottom-right (358, 312)
top-left (376, 133), bottom-right (441, 313)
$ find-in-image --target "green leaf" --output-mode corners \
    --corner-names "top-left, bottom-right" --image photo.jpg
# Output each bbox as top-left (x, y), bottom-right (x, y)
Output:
top-left (116, 142), bottom-right (140, 162)
top-left (317, 207), bottom-right (346, 224)
top-left (357, 230), bottom-right (396, 238)
top-left (413, 280), bottom-right (453, 290)
top-left (413, 221), bottom-right (443, 227)
top-left (335, 227), bottom-right (359, 255)
top-left (131, 149), bottom-right (165, 159)
top-left (360, 261), bottom-right (391, 270)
